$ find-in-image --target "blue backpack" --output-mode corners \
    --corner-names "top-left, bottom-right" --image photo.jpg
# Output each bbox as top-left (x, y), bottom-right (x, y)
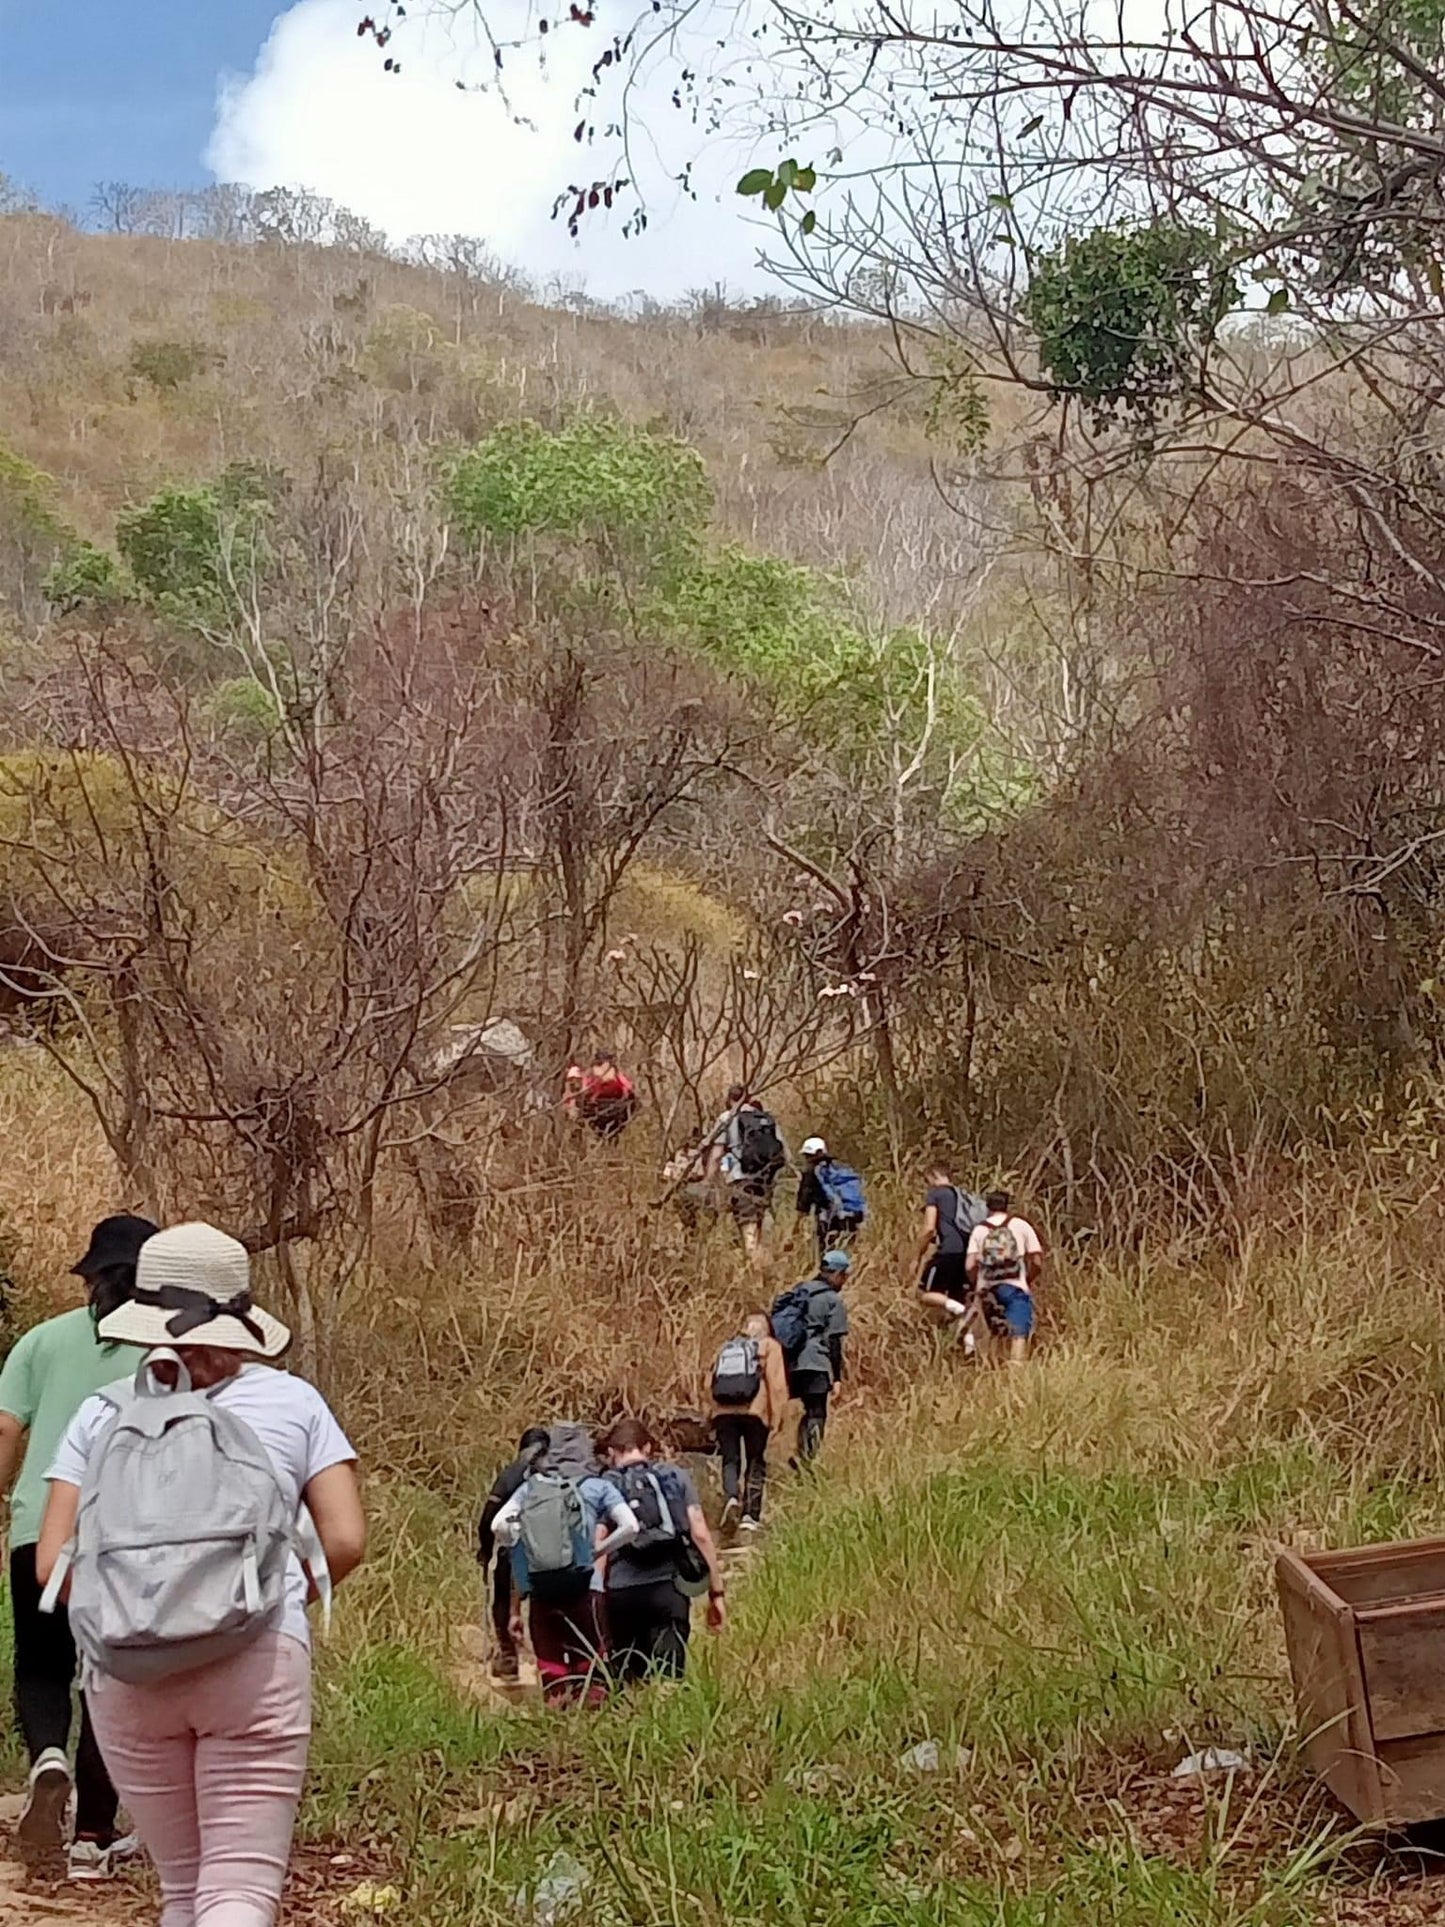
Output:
top-left (770, 1281), bottom-right (830, 1361)
top-left (821, 1161), bottom-right (867, 1223)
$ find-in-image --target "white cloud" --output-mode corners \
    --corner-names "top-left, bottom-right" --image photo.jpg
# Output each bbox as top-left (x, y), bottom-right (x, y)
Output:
top-left (207, 0), bottom-right (779, 298)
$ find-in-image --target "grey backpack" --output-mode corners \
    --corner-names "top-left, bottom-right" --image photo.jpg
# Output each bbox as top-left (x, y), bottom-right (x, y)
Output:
top-left (41, 1353), bottom-right (326, 1684)
top-left (516, 1469), bottom-right (591, 1604)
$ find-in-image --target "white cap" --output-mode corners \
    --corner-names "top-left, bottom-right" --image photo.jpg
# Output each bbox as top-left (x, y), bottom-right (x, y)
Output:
top-left (801, 1136), bottom-right (827, 1156)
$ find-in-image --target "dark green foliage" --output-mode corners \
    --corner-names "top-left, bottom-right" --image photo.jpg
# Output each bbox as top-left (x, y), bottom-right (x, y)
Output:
top-left (1024, 224), bottom-right (1240, 428)
top-left (42, 540), bottom-right (126, 614)
top-left (115, 466), bottom-right (272, 622)
top-left (128, 337), bottom-right (215, 392)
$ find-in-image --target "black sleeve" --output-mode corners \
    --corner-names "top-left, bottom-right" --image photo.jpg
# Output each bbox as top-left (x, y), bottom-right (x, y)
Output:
top-left (796, 1170), bottom-right (823, 1216)
top-left (829, 1334), bottom-right (845, 1382)
top-left (477, 1457), bottom-right (525, 1566)
top-left (477, 1492), bottom-right (502, 1567)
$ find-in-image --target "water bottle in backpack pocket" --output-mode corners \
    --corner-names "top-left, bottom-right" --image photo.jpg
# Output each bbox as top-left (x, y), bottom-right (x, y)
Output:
top-left (711, 1335), bottom-right (762, 1406)
top-left (41, 1352), bottom-right (324, 1686)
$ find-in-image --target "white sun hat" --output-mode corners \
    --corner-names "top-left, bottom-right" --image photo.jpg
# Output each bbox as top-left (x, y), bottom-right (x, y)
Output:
top-left (801, 1136), bottom-right (828, 1156)
top-left (97, 1221), bottom-right (291, 1359)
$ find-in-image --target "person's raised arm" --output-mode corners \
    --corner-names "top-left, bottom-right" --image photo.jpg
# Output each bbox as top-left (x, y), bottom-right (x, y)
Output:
top-left (36, 1480), bottom-right (80, 1589)
top-left (303, 1462), bottom-right (366, 1588)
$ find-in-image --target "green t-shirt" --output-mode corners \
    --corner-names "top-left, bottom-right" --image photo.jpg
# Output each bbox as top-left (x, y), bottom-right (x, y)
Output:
top-left (0, 1307), bottom-right (130, 1548)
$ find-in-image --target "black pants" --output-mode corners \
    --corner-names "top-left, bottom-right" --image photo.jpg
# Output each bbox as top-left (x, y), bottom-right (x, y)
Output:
top-left (792, 1373), bottom-right (832, 1463)
top-left (714, 1413), bottom-right (769, 1521)
top-left (490, 1560), bottom-right (518, 1668)
top-left (10, 1545), bottom-right (119, 1840)
top-left (606, 1580), bottom-right (691, 1684)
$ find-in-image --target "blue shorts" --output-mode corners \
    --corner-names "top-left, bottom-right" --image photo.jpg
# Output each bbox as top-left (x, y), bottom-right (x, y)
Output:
top-left (990, 1282), bottom-right (1035, 1338)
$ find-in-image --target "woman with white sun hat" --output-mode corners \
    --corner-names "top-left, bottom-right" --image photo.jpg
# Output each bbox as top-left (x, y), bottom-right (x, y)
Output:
top-left (36, 1221), bottom-right (366, 1927)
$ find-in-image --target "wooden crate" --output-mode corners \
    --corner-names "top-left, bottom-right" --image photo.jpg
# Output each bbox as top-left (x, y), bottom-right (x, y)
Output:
top-left (1276, 1537), bottom-right (1445, 1826)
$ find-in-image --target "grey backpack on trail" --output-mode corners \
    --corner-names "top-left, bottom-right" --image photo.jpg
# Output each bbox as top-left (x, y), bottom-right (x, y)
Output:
top-left (516, 1470), bottom-right (593, 1604)
top-left (40, 1353), bottom-right (325, 1686)
top-left (711, 1335), bottom-right (762, 1406)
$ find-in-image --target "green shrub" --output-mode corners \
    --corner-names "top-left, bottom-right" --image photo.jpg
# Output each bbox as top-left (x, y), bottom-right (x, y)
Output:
top-left (42, 540), bottom-right (126, 614)
top-left (204, 676), bottom-right (282, 742)
top-left (128, 337), bottom-right (215, 392)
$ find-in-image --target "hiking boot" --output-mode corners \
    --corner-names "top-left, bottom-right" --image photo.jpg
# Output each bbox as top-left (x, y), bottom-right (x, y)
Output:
top-left (490, 1652), bottom-right (521, 1685)
top-left (68, 1832), bottom-right (142, 1882)
top-left (17, 1748), bottom-right (72, 1864)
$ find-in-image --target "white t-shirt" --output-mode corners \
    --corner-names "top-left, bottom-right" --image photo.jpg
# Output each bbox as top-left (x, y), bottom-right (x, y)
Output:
top-left (48, 1363), bottom-right (356, 1651)
top-left (966, 1213), bottom-right (1042, 1291)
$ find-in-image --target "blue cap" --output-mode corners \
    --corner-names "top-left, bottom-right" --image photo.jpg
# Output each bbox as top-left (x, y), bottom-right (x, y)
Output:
top-left (822, 1250), bottom-right (851, 1273)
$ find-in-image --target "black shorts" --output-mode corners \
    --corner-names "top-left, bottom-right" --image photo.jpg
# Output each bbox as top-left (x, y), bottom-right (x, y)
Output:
top-left (920, 1252), bottom-right (970, 1299)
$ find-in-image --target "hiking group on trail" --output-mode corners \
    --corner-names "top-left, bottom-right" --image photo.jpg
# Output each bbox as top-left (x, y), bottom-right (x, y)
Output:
top-left (0, 1078), bottom-right (1043, 1921)
top-left (479, 1417), bottom-right (725, 1704)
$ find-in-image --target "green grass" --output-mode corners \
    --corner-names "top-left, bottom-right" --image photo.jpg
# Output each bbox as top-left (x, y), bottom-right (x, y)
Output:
top-left (304, 1422), bottom-right (1410, 1923)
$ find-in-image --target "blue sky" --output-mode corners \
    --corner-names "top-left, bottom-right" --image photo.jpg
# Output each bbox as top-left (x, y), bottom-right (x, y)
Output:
top-left (0, 0), bottom-right (779, 295)
top-left (0, 0), bottom-right (279, 211)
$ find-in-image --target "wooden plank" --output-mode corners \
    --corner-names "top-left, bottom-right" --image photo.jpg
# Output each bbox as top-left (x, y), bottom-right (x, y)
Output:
top-left (1357, 1598), bottom-right (1445, 1742)
top-left (1376, 1735), bottom-right (1445, 1827)
top-left (1276, 1548), bottom-right (1383, 1824)
top-left (1314, 1540), bottom-right (1445, 1608)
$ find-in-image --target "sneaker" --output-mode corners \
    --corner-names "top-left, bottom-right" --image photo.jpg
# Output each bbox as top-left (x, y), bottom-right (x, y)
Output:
top-left (17, 1749), bottom-right (72, 1863)
top-left (490, 1652), bottom-right (521, 1685)
top-left (68, 1832), bottom-right (142, 1882)
top-left (721, 1496), bottom-right (741, 1527)
top-left (740, 1516), bottom-right (761, 1533)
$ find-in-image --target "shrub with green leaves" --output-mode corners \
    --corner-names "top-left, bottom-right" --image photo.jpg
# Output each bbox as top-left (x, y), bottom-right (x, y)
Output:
top-left (128, 337), bottom-right (214, 392)
top-left (42, 540), bottom-right (126, 615)
top-left (115, 468), bottom-right (272, 623)
top-left (204, 675), bottom-right (282, 743)
top-left (1024, 223), bottom-right (1240, 428)
top-left (445, 417), bottom-right (712, 580)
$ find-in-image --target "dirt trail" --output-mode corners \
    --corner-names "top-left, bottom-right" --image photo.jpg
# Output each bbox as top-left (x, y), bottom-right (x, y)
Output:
top-left (0, 1796), bottom-right (142, 1927)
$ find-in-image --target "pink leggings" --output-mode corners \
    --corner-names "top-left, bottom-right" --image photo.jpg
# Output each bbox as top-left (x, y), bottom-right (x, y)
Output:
top-left (87, 1632), bottom-right (312, 1927)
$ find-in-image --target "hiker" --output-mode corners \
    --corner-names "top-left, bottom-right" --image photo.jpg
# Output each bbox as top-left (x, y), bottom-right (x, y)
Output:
top-left (966, 1188), bottom-right (1044, 1364)
top-left (771, 1250), bottom-right (850, 1464)
top-left (477, 1424), bottom-right (550, 1683)
top-left (36, 1222), bottom-right (366, 1927)
top-left (663, 1141), bottom-right (717, 1235)
top-left (916, 1164), bottom-right (988, 1348)
top-left (0, 1213), bottom-right (156, 1879)
top-left (492, 1423), bottom-right (639, 1706)
top-left (794, 1136), bottom-right (868, 1260)
top-left (573, 1049), bottom-right (638, 1139)
top-left (709, 1312), bottom-right (790, 1530)
top-left (707, 1085), bottom-right (786, 1267)
top-left (598, 1417), bottom-right (726, 1683)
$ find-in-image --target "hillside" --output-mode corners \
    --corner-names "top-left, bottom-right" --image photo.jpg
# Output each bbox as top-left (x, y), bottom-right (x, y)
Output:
top-left (1, 199), bottom-right (1445, 1927)
top-left (0, 212), bottom-right (999, 640)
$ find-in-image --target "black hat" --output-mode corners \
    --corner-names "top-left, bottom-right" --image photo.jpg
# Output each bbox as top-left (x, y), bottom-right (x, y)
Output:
top-left (71, 1214), bottom-right (160, 1280)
